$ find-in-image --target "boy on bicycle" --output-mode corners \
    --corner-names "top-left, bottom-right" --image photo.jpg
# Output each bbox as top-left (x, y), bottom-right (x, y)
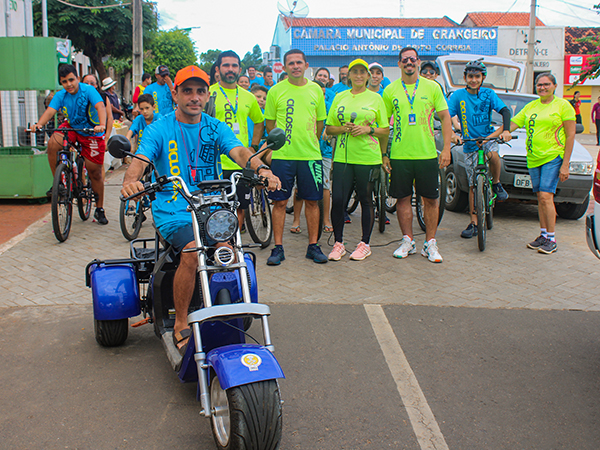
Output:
top-left (447, 60), bottom-right (512, 239)
top-left (126, 94), bottom-right (163, 148)
top-left (35, 64), bottom-right (109, 224)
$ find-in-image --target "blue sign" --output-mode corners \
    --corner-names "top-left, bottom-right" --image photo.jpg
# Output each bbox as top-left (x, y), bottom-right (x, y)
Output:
top-left (291, 27), bottom-right (498, 57)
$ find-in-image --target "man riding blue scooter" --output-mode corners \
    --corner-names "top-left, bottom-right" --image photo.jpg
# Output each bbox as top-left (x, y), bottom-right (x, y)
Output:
top-left (120, 65), bottom-right (281, 355)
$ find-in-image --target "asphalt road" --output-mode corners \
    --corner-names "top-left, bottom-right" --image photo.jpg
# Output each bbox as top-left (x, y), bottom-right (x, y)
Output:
top-left (2, 304), bottom-right (600, 449)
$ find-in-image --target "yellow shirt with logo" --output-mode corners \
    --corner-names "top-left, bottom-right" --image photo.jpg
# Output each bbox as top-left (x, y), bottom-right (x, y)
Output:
top-left (264, 79), bottom-right (327, 161)
top-left (209, 83), bottom-right (264, 170)
top-left (383, 77), bottom-right (447, 160)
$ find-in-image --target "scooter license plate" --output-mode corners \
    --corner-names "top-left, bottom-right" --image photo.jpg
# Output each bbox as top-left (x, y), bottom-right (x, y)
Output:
top-left (514, 174), bottom-right (532, 189)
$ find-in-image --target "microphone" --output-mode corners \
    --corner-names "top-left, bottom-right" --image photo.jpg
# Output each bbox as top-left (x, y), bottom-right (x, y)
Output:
top-left (350, 112), bottom-right (357, 124)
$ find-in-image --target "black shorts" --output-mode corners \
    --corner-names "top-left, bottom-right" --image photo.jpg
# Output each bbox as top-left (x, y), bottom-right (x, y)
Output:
top-left (389, 158), bottom-right (439, 200)
top-left (223, 169), bottom-right (250, 209)
top-left (268, 159), bottom-right (323, 202)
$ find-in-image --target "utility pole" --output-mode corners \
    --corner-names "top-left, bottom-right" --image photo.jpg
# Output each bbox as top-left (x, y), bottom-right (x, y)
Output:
top-left (526, 0), bottom-right (536, 94)
top-left (132, 0), bottom-right (143, 88)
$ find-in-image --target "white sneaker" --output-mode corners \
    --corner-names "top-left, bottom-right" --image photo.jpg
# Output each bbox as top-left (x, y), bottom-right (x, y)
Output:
top-left (393, 236), bottom-right (416, 259)
top-left (421, 239), bottom-right (443, 263)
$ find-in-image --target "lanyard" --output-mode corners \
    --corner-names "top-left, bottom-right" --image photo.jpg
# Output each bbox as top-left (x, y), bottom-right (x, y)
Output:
top-left (401, 78), bottom-right (419, 113)
top-left (218, 84), bottom-right (238, 116)
top-left (177, 120), bottom-right (202, 181)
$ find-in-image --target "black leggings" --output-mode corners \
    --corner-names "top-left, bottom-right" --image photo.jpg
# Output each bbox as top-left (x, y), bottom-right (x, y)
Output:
top-left (331, 162), bottom-right (378, 244)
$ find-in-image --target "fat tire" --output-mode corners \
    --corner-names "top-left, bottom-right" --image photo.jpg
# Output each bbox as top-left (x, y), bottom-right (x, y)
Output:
top-left (444, 166), bottom-right (469, 212)
top-left (76, 159), bottom-right (93, 221)
top-left (556, 195), bottom-right (590, 220)
top-left (119, 199), bottom-right (143, 241)
top-left (94, 318), bottom-right (128, 347)
top-left (211, 374), bottom-right (282, 450)
top-left (245, 187), bottom-right (273, 249)
top-left (476, 175), bottom-right (486, 252)
top-left (51, 163), bottom-right (73, 242)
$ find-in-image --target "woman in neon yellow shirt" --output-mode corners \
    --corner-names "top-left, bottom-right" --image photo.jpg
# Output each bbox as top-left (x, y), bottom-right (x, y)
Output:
top-left (508, 73), bottom-right (576, 254)
top-left (325, 59), bottom-right (389, 261)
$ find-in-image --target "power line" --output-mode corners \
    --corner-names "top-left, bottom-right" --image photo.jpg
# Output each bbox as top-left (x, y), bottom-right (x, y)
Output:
top-left (53, 0), bottom-right (131, 9)
top-left (551, 0), bottom-right (599, 14)
top-left (489, 0), bottom-right (521, 26)
top-left (538, 4), bottom-right (600, 25)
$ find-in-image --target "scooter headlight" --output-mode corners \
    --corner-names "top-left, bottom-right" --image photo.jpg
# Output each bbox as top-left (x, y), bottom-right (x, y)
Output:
top-left (206, 209), bottom-right (238, 242)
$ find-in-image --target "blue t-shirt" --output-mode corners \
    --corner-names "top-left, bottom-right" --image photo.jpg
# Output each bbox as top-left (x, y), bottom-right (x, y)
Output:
top-left (137, 112), bottom-right (243, 239)
top-left (144, 82), bottom-right (174, 115)
top-left (129, 112), bottom-right (163, 146)
top-left (331, 82), bottom-right (350, 95)
top-left (381, 77), bottom-right (391, 90)
top-left (49, 83), bottom-right (104, 136)
top-left (324, 88), bottom-right (336, 104)
top-left (447, 87), bottom-right (507, 153)
top-left (320, 98), bottom-right (333, 159)
top-left (249, 76), bottom-right (264, 87)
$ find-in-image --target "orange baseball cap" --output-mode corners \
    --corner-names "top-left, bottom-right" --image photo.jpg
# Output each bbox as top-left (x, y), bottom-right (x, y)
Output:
top-left (174, 66), bottom-right (210, 88)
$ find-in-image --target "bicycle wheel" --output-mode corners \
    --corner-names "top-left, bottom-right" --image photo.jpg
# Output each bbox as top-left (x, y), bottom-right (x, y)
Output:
top-left (486, 179), bottom-right (494, 230)
top-left (384, 172), bottom-right (397, 213)
top-left (245, 187), bottom-right (272, 248)
top-left (346, 189), bottom-right (359, 214)
top-left (415, 168), bottom-right (446, 232)
top-left (377, 170), bottom-right (387, 233)
top-left (51, 163), bottom-right (73, 242)
top-left (476, 174), bottom-right (486, 252)
top-left (119, 199), bottom-right (143, 241)
top-left (76, 158), bottom-right (93, 221)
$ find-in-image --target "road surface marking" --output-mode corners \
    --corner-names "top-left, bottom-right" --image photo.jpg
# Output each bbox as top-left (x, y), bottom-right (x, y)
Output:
top-left (365, 304), bottom-right (449, 450)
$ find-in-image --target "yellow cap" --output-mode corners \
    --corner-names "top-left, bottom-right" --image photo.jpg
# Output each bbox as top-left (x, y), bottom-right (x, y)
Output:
top-left (348, 58), bottom-right (369, 71)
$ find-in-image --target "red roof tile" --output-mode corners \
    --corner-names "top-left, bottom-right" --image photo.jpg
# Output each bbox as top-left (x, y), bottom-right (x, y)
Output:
top-left (282, 17), bottom-right (458, 28)
top-left (461, 12), bottom-right (545, 27)
top-left (565, 27), bottom-right (598, 54)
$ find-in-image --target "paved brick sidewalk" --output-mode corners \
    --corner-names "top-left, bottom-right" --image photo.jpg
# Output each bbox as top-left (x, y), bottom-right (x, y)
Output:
top-left (1, 162), bottom-right (599, 311)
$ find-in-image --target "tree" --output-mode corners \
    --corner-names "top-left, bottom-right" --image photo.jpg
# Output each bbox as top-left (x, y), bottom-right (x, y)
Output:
top-left (32, 0), bottom-right (158, 81)
top-left (144, 29), bottom-right (198, 76)
top-left (574, 35), bottom-right (600, 85)
top-left (198, 49), bottom-right (222, 73)
top-left (242, 45), bottom-right (263, 71)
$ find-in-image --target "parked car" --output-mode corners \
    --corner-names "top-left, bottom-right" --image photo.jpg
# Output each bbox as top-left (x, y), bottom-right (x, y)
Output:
top-left (435, 54), bottom-right (593, 220)
top-left (585, 150), bottom-right (600, 259)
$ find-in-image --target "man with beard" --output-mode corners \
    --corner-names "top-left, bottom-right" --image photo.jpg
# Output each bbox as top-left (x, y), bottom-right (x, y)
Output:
top-left (331, 65), bottom-right (350, 95)
top-left (383, 47), bottom-right (453, 263)
top-left (210, 51), bottom-right (265, 227)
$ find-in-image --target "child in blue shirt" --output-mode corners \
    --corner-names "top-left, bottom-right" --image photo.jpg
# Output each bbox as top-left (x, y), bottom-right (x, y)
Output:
top-left (126, 94), bottom-right (163, 149)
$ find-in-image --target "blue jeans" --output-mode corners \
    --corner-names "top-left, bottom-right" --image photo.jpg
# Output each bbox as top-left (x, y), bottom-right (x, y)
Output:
top-left (528, 156), bottom-right (563, 194)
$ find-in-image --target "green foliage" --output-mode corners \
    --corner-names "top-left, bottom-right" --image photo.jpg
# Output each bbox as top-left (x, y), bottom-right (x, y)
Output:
top-left (241, 45), bottom-right (263, 71)
top-left (32, 0), bottom-right (158, 80)
top-left (574, 34), bottom-right (600, 85)
top-left (144, 29), bottom-right (198, 76)
top-left (198, 49), bottom-right (222, 73)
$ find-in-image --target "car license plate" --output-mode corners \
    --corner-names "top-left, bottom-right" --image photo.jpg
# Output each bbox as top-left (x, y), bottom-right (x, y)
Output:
top-left (514, 174), bottom-right (532, 189)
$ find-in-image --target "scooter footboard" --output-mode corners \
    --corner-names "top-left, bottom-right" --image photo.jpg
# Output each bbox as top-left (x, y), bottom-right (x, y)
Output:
top-left (208, 344), bottom-right (285, 390)
top-left (88, 262), bottom-right (141, 320)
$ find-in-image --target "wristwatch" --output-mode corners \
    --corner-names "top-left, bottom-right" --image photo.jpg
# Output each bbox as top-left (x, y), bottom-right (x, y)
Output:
top-left (382, 152), bottom-right (390, 158)
top-left (256, 164), bottom-right (270, 174)
top-left (250, 144), bottom-right (259, 152)
top-left (369, 127), bottom-right (375, 135)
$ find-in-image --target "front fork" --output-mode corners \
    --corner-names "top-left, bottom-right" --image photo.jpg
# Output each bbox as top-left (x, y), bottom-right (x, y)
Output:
top-left (189, 222), bottom-right (256, 417)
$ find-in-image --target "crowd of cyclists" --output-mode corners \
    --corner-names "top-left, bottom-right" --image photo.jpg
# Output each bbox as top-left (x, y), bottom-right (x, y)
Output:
top-left (34, 45), bottom-right (577, 268)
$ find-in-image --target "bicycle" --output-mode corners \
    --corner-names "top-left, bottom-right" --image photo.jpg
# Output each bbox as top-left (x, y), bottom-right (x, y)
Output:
top-left (34, 127), bottom-right (96, 242)
top-left (458, 137), bottom-right (515, 251)
top-left (244, 185), bottom-right (273, 248)
top-left (119, 164), bottom-right (152, 241)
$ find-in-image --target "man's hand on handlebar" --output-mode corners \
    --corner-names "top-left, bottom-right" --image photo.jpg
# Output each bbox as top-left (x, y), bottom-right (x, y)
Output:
top-left (94, 125), bottom-right (106, 134)
top-left (499, 130), bottom-right (512, 143)
top-left (121, 180), bottom-right (146, 199)
top-left (257, 169), bottom-right (281, 192)
top-left (451, 133), bottom-right (462, 145)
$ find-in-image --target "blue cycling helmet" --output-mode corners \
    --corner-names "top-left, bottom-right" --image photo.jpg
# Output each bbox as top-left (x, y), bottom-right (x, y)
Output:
top-left (464, 60), bottom-right (487, 76)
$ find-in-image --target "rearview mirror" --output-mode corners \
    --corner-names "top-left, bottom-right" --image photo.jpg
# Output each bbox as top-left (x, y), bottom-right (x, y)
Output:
top-left (107, 134), bottom-right (131, 159)
top-left (266, 128), bottom-right (285, 151)
top-left (575, 123), bottom-right (584, 134)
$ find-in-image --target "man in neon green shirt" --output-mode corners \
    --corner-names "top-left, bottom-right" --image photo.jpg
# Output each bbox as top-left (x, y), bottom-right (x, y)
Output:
top-left (264, 49), bottom-right (328, 265)
top-left (210, 50), bottom-right (265, 227)
top-left (383, 46), bottom-right (453, 263)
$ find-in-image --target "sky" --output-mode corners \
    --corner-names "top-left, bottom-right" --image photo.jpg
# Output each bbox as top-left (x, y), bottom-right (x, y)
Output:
top-left (155, 0), bottom-right (600, 59)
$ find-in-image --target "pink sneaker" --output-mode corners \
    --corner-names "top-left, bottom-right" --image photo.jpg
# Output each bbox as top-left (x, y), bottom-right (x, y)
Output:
top-left (328, 242), bottom-right (346, 261)
top-left (350, 242), bottom-right (371, 261)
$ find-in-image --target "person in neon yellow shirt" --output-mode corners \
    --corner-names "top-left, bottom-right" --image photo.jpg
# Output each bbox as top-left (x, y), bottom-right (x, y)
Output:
top-left (264, 49), bottom-right (328, 265)
top-left (504, 72), bottom-right (576, 254)
top-left (210, 50), bottom-right (265, 227)
top-left (382, 47), bottom-right (453, 263)
top-left (325, 58), bottom-right (389, 262)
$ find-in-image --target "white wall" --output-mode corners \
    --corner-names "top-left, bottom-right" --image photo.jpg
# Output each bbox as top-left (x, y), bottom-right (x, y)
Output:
top-left (497, 27), bottom-right (565, 96)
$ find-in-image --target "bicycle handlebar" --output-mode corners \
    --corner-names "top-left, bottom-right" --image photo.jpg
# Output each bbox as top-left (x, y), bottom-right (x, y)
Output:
top-left (460, 136), bottom-right (518, 142)
top-left (26, 127), bottom-right (97, 134)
